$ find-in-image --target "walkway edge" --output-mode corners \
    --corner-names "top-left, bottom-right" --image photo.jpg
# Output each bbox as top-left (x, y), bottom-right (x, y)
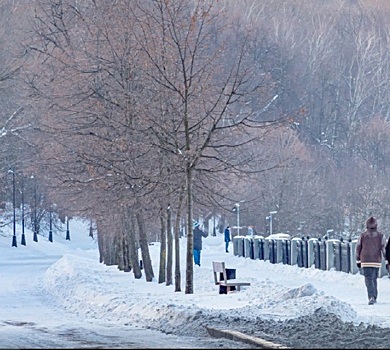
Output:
top-left (206, 326), bottom-right (290, 349)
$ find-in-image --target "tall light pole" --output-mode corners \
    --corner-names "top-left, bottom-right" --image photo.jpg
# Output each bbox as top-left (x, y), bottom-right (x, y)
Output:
top-left (9, 170), bottom-right (17, 247)
top-left (20, 175), bottom-right (26, 246)
top-left (31, 174), bottom-right (38, 242)
top-left (232, 203), bottom-right (241, 236)
top-left (236, 203), bottom-right (240, 236)
top-left (325, 229), bottom-right (334, 239)
top-left (66, 217), bottom-right (70, 240)
top-left (267, 210), bottom-right (278, 236)
top-left (48, 207), bottom-right (53, 242)
top-left (232, 201), bottom-right (245, 236)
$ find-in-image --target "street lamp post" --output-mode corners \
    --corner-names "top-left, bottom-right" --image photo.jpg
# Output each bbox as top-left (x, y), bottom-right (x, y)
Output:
top-left (233, 203), bottom-right (240, 236)
top-left (232, 201), bottom-right (245, 236)
top-left (48, 208), bottom-right (53, 242)
top-left (20, 176), bottom-right (26, 246)
top-left (66, 217), bottom-right (70, 240)
top-left (237, 203), bottom-right (240, 236)
top-left (9, 170), bottom-right (17, 247)
top-left (31, 175), bottom-right (38, 242)
top-left (325, 229), bottom-right (334, 239)
top-left (267, 210), bottom-right (278, 236)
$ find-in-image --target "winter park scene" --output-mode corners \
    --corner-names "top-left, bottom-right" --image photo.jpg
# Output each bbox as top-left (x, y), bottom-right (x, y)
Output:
top-left (3, 213), bottom-right (390, 349)
top-left (3, 0), bottom-right (390, 349)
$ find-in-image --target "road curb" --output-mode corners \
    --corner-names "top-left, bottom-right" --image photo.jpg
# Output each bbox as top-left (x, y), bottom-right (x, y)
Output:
top-left (206, 326), bottom-right (290, 349)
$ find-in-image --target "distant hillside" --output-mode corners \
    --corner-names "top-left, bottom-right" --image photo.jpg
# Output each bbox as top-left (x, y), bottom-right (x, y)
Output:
top-left (363, 0), bottom-right (390, 8)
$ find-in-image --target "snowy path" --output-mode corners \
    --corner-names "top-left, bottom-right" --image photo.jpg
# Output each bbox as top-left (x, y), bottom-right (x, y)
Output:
top-left (0, 246), bottom-right (255, 349)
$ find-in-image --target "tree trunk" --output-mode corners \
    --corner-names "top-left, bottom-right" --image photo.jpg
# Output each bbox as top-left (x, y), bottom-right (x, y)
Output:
top-left (121, 210), bottom-right (131, 273)
top-left (174, 187), bottom-right (185, 292)
top-left (96, 221), bottom-right (104, 264)
top-left (116, 224), bottom-right (125, 271)
top-left (185, 162), bottom-right (194, 294)
top-left (97, 219), bottom-right (116, 266)
top-left (158, 212), bottom-right (166, 284)
top-left (166, 203), bottom-right (173, 286)
top-left (126, 208), bottom-right (142, 279)
top-left (136, 208), bottom-right (154, 282)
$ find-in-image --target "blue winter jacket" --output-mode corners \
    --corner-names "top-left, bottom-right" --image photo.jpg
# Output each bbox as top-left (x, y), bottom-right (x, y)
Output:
top-left (193, 227), bottom-right (207, 250)
top-left (224, 228), bottom-right (231, 242)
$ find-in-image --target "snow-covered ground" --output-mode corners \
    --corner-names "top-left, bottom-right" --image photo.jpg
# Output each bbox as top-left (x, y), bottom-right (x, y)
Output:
top-left (2, 219), bottom-right (390, 348)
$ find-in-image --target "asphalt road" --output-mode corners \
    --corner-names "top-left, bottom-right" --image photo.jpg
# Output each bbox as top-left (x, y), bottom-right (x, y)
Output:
top-left (1, 321), bottom-right (257, 349)
top-left (0, 247), bottom-right (253, 349)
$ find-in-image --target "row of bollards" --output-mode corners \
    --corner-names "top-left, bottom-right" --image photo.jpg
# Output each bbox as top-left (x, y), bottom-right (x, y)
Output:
top-left (233, 235), bottom-right (388, 277)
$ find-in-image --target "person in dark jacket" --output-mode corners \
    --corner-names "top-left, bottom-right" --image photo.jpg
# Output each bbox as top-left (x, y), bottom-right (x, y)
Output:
top-left (356, 216), bottom-right (386, 305)
top-left (193, 222), bottom-right (207, 266)
top-left (385, 236), bottom-right (390, 278)
top-left (224, 226), bottom-right (231, 253)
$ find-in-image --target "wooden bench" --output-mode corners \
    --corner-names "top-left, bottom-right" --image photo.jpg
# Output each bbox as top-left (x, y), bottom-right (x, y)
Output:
top-left (212, 261), bottom-right (251, 294)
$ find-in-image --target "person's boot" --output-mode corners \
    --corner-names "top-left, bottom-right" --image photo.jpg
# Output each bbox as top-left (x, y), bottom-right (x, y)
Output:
top-left (368, 297), bottom-right (375, 305)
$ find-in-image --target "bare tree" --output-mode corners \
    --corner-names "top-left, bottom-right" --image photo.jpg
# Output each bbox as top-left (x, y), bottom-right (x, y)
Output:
top-left (131, 0), bottom-right (285, 294)
top-left (158, 209), bottom-right (167, 284)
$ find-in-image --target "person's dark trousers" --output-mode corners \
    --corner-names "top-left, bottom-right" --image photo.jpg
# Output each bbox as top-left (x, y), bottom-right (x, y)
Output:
top-left (362, 266), bottom-right (379, 300)
top-left (193, 249), bottom-right (201, 266)
top-left (225, 241), bottom-right (229, 252)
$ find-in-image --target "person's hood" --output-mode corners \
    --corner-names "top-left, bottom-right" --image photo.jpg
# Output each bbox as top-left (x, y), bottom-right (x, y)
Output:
top-left (366, 216), bottom-right (377, 230)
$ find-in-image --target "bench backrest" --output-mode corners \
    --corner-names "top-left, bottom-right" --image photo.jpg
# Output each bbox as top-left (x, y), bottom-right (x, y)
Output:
top-left (212, 261), bottom-right (227, 284)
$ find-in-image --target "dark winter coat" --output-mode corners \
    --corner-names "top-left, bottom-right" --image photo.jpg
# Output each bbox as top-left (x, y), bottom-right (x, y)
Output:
top-left (356, 217), bottom-right (386, 268)
top-left (385, 237), bottom-right (390, 265)
top-left (224, 227), bottom-right (231, 242)
top-left (193, 227), bottom-right (207, 250)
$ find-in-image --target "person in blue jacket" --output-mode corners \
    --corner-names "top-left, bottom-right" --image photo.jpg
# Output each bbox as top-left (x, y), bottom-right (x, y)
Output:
top-left (224, 226), bottom-right (231, 253)
top-left (193, 222), bottom-right (207, 266)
